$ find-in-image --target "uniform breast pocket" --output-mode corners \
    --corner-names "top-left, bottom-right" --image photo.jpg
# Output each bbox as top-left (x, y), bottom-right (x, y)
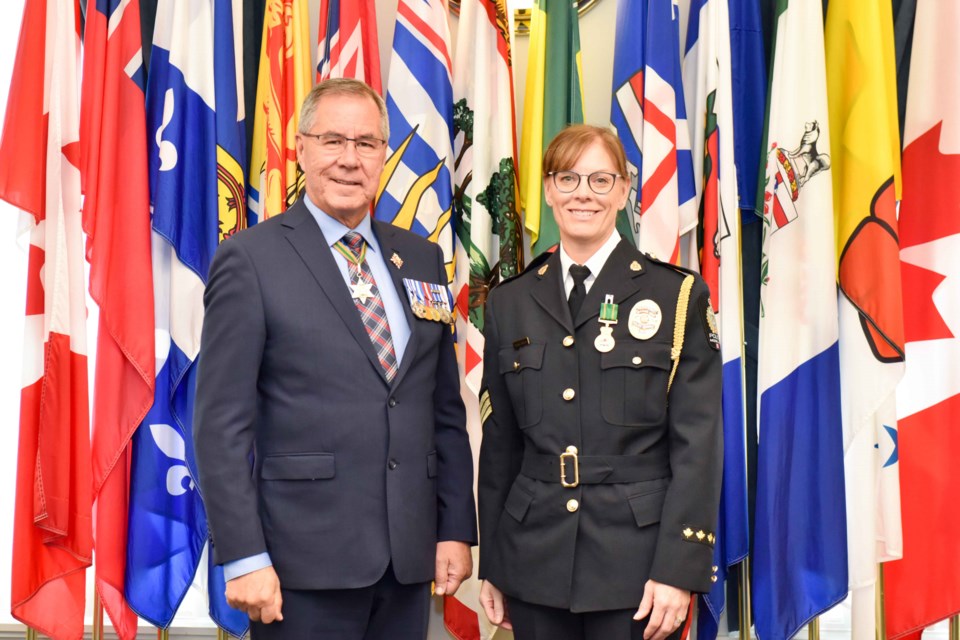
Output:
top-left (498, 343), bottom-right (545, 428)
top-left (600, 341), bottom-right (672, 427)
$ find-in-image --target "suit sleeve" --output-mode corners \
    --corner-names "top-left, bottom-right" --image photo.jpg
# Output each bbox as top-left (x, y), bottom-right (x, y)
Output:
top-left (432, 243), bottom-right (478, 544)
top-left (648, 276), bottom-right (723, 593)
top-left (194, 238), bottom-right (268, 565)
top-left (476, 287), bottom-right (525, 580)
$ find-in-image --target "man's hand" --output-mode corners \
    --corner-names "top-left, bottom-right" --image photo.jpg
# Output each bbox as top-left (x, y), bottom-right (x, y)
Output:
top-left (434, 541), bottom-right (473, 596)
top-left (225, 565), bottom-right (284, 624)
top-left (479, 580), bottom-right (512, 630)
top-left (633, 579), bottom-right (690, 640)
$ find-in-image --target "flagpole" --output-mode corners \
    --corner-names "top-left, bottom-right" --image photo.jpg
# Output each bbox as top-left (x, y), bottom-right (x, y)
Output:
top-left (25, 628), bottom-right (37, 640)
top-left (808, 617), bottom-right (820, 640)
top-left (738, 558), bottom-right (752, 640)
top-left (92, 591), bottom-right (104, 640)
top-left (218, 628), bottom-right (229, 640)
top-left (157, 628), bottom-right (170, 639)
top-left (950, 615), bottom-right (959, 640)
top-left (876, 564), bottom-right (886, 640)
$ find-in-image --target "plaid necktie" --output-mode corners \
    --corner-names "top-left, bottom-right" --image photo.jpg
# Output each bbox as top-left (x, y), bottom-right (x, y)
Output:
top-left (334, 231), bottom-right (398, 382)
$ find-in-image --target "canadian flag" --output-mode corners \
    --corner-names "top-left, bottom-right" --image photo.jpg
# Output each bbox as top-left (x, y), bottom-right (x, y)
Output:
top-left (0, 0), bottom-right (93, 638)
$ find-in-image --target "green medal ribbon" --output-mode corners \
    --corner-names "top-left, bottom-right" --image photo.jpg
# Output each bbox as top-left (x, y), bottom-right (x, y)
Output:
top-left (334, 239), bottom-right (367, 265)
top-left (599, 294), bottom-right (618, 323)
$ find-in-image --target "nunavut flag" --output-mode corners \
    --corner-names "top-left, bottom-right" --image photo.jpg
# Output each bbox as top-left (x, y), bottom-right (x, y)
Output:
top-left (885, 0), bottom-right (960, 636)
top-left (0, 0), bottom-right (92, 638)
top-left (81, 0), bottom-right (157, 636)
top-left (825, 2), bottom-right (905, 639)
top-left (317, 0), bottom-right (382, 93)
top-left (248, 0), bottom-right (311, 223)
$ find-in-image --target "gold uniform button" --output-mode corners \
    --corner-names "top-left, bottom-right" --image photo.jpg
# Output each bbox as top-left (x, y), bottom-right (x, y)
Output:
top-left (566, 499), bottom-right (579, 513)
top-left (632, 356), bottom-right (642, 365)
top-left (562, 335), bottom-right (575, 347)
top-left (711, 576), bottom-right (718, 583)
top-left (565, 445), bottom-right (578, 455)
top-left (562, 388), bottom-right (576, 401)
top-left (513, 361), bottom-right (520, 370)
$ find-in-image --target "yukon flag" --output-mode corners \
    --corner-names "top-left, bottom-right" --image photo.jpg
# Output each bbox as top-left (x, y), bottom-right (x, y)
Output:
top-left (81, 0), bottom-right (157, 636)
top-left (754, 2), bottom-right (848, 639)
top-left (610, 0), bottom-right (696, 264)
top-left (520, 0), bottom-right (582, 255)
top-left (825, 3), bottom-right (905, 639)
top-left (885, 0), bottom-right (960, 635)
top-left (681, 0), bottom-right (748, 638)
top-left (247, 0), bottom-right (311, 223)
top-left (0, 0), bottom-right (91, 637)
top-left (376, 0), bottom-right (456, 271)
top-left (317, 0), bottom-right (382, 93)
top-left (449, 0), bottom-right (521, 637)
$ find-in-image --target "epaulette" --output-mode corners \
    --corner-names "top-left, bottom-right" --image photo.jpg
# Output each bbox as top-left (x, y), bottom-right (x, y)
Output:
top-left (642, 252), bottom-right (699, 279)
top-left (495, 248), bottom-right (555, 288)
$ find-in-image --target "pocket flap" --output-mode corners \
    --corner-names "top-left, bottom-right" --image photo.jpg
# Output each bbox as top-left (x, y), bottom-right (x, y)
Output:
top-left (600, 341), bottom-right (672, 371)
top-left (498, 343), bottom-right (546, 374)
top-left (427, 451), bottom-right (438, 478)
top-left (627, 487), bottom-right (667, 528)
top-left (261, 453), bottom-right (335, 480)
top-left (503, 482), bottom-right (535, 523)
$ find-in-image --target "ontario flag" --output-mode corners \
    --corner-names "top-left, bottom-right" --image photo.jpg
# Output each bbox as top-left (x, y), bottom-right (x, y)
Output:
top-left (825, 2), bottom-right (905, 639)
top-left (449, 0), bottom-right (521, 638)
top-left (681, 1), bottom-right (748, 638)
top-left (248, 0), bottom-right (311, 223)
top-left (376, 0), bottom-right (456, 272)
top-left (80, 0), bottom-right (156, 636)
top-left (753, 1), bottom-right (848, 639)
top-left (610, 0), bottom-right (696, 264)
top-left (317, 0), bottom-right (382, 93)
top-left (0, 0), bottom-right (92, 638)
top-left (885, 0), bottom-right (960, 636)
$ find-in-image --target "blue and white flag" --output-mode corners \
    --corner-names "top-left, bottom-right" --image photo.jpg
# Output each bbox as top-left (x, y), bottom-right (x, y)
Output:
top-left (681, 1), bottom-right (748, 637)
top-left (754, 2), bottom-right (848, 638)
top-left (127, 0), bottom-right (247, 635)
top-left (729, 0), bottom-right (766, 221)
top-left (376, 0), bottom-right (455, 276)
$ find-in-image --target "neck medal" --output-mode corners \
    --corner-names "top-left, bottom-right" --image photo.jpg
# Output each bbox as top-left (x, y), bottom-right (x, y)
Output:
top-left (351, 276), bottom-right (374, 305)
top-left (594, 294), bottom-right (618, 353)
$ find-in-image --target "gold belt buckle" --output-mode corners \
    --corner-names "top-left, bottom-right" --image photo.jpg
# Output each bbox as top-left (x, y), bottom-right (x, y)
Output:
top-left (559, 446), bottom-right (579, 488)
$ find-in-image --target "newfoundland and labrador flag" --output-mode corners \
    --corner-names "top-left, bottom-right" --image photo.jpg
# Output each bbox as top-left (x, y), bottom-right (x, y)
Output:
top-left (317, 0), bottom-right (382, 92)
top-left (754, 2), bottom-right (848, 639)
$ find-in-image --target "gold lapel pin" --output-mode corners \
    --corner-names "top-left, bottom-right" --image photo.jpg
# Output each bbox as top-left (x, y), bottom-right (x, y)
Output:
top-left (537, 264), bottom-right (549, 276)
top-left (630, 260), bottom-right (642, 272)
top-left (390, 252), bottom-right (403, 269)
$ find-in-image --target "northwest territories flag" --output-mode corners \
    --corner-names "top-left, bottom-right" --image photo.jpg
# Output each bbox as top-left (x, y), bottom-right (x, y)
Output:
top-left (127, 0), bottom-right (247, 635)
top-left (681, 1), bottom-right (748, 638)
top-left (377, 0), bottom-right (456, 273)
top-left (754, 2), bottom-right (848, 639)
top-left (610, 0), bottom-right (696, 264)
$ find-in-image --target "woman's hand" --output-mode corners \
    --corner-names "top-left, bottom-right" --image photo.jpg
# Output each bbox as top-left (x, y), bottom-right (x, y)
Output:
top-left (633, 579), bottom-right (690, 640)
top-left (479, 579), bottom-right (513, 630)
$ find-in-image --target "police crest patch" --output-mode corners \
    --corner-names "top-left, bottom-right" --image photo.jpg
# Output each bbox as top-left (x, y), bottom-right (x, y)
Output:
top-left (701, 297), bottom-right (721, 351)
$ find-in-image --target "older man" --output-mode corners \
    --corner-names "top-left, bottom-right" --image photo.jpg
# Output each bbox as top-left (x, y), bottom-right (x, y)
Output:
top-left (194, 78), bottom-right (476, 639)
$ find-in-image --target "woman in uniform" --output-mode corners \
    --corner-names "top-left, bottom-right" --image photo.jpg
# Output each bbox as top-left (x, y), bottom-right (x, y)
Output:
top-left (477, 124), bottom-right (722, 640)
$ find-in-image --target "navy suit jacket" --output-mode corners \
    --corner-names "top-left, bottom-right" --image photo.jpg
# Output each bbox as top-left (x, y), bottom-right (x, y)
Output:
top-left (194, 199), bottom-right (477, 589)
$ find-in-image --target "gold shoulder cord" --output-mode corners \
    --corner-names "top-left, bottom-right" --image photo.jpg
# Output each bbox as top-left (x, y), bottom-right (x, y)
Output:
top-left (668, 275), bottom-right (695, 393)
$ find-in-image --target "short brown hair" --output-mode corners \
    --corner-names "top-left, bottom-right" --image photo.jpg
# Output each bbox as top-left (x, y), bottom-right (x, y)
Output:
top-left (542, 124), bottom-right (628, 178)
top-left (299, 78), bottom-right (389, 141)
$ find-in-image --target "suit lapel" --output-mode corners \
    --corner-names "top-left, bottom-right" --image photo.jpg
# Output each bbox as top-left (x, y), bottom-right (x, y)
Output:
top-left (283, 203), bottom-right (387, 382)
top-left (373, 221), bottom-right (420, 388)
top-left (573, 240), bottom-right (647, 329)
top-left (530, 251), bottom-right (572, 332)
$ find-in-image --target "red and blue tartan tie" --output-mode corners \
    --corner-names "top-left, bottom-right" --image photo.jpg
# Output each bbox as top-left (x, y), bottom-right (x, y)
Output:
top-left (335, 231), bottom-right (399, 382)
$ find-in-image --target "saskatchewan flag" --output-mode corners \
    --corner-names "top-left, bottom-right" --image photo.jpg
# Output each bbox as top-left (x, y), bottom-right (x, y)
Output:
top-left (519, 0), bottom-right (583, 255)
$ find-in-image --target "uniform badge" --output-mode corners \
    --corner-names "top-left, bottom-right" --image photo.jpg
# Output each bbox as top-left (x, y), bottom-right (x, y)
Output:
top-left (628, 300), bottom-right (662, 340)
top-left (537, 263), bottom-right (549, 276)
top-left (629, 260), bottom-right (642, 272)
top-left (594, 294), bottom-right (618, 353)
top-left (702, 296), bottom-right (721, 351)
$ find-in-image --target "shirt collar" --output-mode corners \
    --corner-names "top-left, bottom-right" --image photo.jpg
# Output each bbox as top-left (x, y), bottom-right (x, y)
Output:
top-left (303, 195), bottom-right (379, 254)
top-left (559, 230), bottom-right (622, 281)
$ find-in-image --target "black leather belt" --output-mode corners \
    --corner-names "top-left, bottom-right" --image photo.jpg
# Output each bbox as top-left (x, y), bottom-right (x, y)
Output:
top-left (521, 452), bottom-right (670, 486)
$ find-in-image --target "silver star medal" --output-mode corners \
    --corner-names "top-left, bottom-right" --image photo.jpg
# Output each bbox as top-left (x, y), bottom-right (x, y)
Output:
top-left (351, 277), bottom-right (374, 304)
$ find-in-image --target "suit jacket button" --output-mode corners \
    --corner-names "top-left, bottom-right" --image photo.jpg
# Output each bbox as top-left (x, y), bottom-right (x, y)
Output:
top-left (388, 459), bottom-right (398, 470)
top-left (562, 388), bottom-right (576, 401)
top-left (566, 499), bottom-right (579, 513)
top-left (562, 335), bottom-right (574, 347)
top-left (388, 397), bottom-right (397, 407)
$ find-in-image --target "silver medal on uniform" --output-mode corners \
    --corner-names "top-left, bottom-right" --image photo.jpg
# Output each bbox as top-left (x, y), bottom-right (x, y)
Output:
top-left (594, 294), bottom-right (618, 353)
top-left (628, 299), bottom-right (662, 340)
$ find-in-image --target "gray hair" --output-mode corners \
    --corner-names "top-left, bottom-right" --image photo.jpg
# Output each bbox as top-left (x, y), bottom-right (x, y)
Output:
top-left (299, 78), bottom-right (389, 142)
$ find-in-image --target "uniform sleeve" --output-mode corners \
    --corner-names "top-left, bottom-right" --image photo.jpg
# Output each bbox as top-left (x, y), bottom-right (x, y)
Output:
top-left (432, 243), bottom-right (478, 544)
top-left (648, 276), bottom-right (723, 593)
top-left (477, 288), bottom-right (525, 580)
top-left (193, 238), bottom-right (268, 565)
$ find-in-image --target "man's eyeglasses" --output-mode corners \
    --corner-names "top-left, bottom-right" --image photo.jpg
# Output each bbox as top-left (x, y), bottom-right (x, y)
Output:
top-left (301, 132), bottom-right (387, 158)
top-left (548, 170), bottom-right (621, 195)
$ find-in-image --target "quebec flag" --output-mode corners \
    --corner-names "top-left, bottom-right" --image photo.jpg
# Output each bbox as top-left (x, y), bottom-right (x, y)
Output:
top-left (127, 0), bottom-right (247, 635)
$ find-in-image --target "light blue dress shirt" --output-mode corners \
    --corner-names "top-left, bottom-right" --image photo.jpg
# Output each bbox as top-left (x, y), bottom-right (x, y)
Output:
top-left (222, 199), bottom-right (412, 581)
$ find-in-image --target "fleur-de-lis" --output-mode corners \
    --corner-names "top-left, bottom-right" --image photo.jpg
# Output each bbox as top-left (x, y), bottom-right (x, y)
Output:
top-left (150, 423), bottom-right (195, 496)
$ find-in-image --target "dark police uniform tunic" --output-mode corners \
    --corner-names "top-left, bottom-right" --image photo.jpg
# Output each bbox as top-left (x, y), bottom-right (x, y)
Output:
top-left (478, 236), bottom-right (722, 613)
